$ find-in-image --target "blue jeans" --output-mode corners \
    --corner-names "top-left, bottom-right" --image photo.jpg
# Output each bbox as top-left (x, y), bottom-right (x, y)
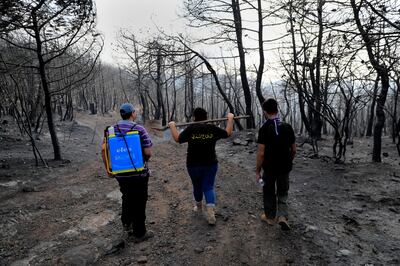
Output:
top-left (187, 164), bottom-right (218, 206)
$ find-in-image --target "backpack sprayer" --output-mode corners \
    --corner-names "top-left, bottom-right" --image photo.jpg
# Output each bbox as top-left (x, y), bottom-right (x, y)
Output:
top-left (102, 125), bottom-right (145, 176)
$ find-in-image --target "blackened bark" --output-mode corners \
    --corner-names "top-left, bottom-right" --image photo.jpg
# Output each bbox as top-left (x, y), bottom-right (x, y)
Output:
top-left (372, 73), bottom-right (390, 162)
top-left (396, 117), bottom-right (400, 156)
top-left (140, 93), bottom-right (148, 124)
top-left (164, 67), bottom-right (170, 123)
top-left (178, 39), bottom-right (243, 129)
top-left (154, 50), bottom-right (162, 120)
top-left (288, 0), bottom-right (311, 134)
top-left (255, 0), bottom-right (265, 105)
top-left (232, 0), bottom-right (255, 128)
top-left (170, 65), bottom-right (177, 121)
top-left (308, 61), bottom-right (322, 140)
top-left (351, 0), bottom-right (390, 162)
top-left (211, 75), bottom-right (214, 119)
top-left (312, 0), bottom-right (324, 139)
top-left (32, 8), bottom-right (62, 160)
top-left (366, 75), bottom-right (379, 136)
top-left (157, 50), bottom-right (166, 126)
top-left (391, 78), bottom-right (399, 143)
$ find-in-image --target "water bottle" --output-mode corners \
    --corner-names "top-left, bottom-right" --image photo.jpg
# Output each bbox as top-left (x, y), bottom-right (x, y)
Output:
top-left (108, 126), bottom-right (115, 136)
top-left (258, 178), bottom-right (265, 187)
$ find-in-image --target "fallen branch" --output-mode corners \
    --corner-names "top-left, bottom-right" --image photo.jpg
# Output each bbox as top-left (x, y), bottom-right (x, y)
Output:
top-left (153, 115), bottom-right (250, 131)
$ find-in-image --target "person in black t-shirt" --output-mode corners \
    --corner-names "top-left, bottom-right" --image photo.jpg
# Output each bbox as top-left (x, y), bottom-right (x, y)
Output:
top-left (256, 99), bottom-right (296, 230)
top-left (169, 108), bottom-right (234, 225)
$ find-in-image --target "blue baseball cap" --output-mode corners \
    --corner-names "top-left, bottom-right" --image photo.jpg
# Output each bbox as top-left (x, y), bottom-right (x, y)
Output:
top-left (120, 103), bottom-right (135, 115)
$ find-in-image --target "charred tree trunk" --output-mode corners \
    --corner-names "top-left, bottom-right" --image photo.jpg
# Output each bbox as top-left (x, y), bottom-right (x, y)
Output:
top-left (232, 0), bottom-right (255, 128)
top-left (154, 49), bottom-right (166, 126)
top-left (391, 78), bottom-right (399, 143)
top-left (188, 48), bottom-right (243, 130)
top-left (211, 75), bottom-right (215, 119)
top-left (288, 0), bottom-right (312, 136)
top-left (140, 92), bottom-right (148, 124)
top-left (164, 67), bottom-right (170, 122)
top-left (366, 75), bottom-right (379, 136)
top-left (63, 91), bottom-right (73, 121)
top-left (396, 117), bottom-right (400, 156)
top-left (80, 89), bottom-right (89, 110)
top-left (32, 9), bottom-right (61, 160)
top-left (184, 58), bottom-right (194, 122)
top-left (255, 0), bottom-right (265, 105)
top-left (170, 65), bottom-right (177, 121)
top-left (372, 74), bottom-right (390, 162)
top-left (351, 0), bottom-right (390, 162)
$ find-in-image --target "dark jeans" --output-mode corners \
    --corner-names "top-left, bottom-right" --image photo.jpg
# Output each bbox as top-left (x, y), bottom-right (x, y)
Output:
top-left (262, 172), bottom-right (289, 219)
top-left (117, 174), bottom-right (149, 237)
top-left (187, 164), bottom-right (218, 205)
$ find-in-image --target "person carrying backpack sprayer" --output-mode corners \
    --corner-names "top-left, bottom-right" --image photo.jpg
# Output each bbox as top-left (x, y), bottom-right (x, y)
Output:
top-left (168, 108), bottom-right (234, 225)
top-left (102, 103), bottom-right (153, 242)
top-left (256, 99), bottom-right (296, 230)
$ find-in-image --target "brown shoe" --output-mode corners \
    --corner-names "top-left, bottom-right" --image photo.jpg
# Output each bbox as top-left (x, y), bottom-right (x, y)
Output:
top-left (206, 206), bottom-right (216, 225)
top-left (260, 213), bottom-right (275, 226)
top-left (277, 216), bottom-right (291, 231)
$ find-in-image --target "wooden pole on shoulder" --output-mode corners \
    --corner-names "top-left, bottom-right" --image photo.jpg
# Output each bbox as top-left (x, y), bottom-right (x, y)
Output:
top-left (153, 115), bottom-right (250, 131)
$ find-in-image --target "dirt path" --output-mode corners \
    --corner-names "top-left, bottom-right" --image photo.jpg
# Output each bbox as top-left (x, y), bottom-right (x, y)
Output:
top-left (1, 113), bottom-right (399, 265)
top-left (99, 140), bottom-right (306, 265)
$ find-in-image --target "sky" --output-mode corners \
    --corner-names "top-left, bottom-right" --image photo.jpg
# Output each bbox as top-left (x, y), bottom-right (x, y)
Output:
top-left (94, 0), bottom-right (284, 81)
top-left (95, 0), bottom-right (184, 64)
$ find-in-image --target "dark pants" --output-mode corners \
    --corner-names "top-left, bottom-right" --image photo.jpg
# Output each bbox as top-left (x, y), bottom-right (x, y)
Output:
top-left (117, 175), bottom-right (149, 237)
top-left (262, 172), bottom-right (289, 219)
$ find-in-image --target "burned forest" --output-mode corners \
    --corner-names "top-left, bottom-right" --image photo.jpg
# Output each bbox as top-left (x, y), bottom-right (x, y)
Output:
top-left (1, 0), bottom-right (399, 265)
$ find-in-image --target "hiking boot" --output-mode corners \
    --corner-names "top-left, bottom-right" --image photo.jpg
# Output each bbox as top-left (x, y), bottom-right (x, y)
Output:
top-left (260, 213), bottom-right (275, 226)
top-left (193, 201), bottom-right (203, 212)
top-left (132, 230), bottom-right (154, 243)
top-left (277, 216), bottom-right (291, 231)
top-left (206, 206), bottom-right (216, 225)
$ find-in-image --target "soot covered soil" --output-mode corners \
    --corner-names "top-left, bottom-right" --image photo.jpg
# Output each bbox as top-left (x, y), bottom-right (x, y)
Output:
top-left (0, 113), bottom-right (399, 265)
